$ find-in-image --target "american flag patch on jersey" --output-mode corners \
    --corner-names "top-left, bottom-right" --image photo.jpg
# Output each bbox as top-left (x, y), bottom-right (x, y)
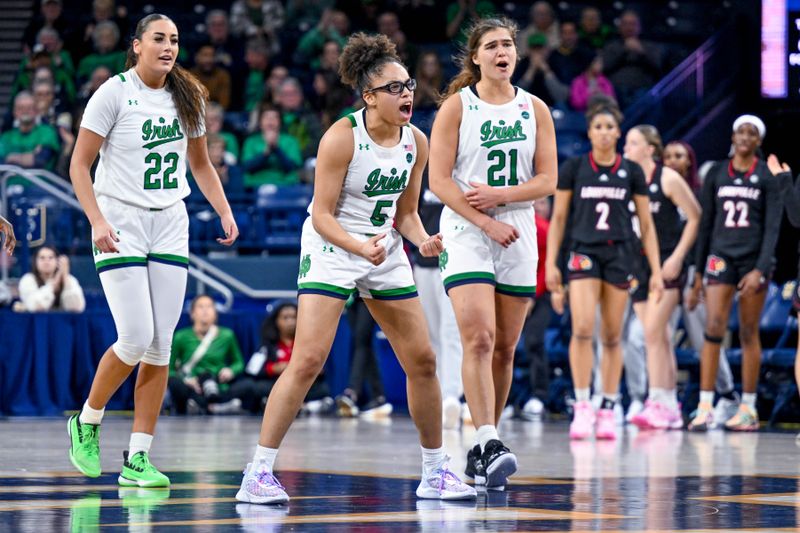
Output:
top-left (518, 102), bottom-right (529, 111)
top-left (403, 144), bottom-right (413, 151)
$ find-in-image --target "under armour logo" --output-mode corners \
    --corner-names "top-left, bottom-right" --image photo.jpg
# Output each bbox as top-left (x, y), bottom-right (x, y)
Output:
top-left (359, 144), bottom-right (370, 150)
top-left (128, 100), bottom-right (138, 105)
top-left (469, 105), bottom-right (479, 110)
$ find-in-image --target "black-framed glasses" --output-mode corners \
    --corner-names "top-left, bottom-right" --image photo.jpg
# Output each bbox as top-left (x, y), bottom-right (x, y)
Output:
top-left (364, 78), bottom-right (417, 95)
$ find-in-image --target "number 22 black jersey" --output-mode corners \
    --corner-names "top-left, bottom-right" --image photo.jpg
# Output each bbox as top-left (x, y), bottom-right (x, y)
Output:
top-left (694, 158), bottom-right (784, 274)
top-left (557, 153), bottom-right (648, 245)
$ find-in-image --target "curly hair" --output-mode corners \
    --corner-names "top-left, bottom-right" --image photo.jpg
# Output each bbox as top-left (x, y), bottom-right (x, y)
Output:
top-left (338, 32), bottom-right (403, 93)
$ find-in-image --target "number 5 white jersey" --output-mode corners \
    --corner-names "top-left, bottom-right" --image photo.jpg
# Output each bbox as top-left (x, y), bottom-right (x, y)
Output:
top-left (452, 86), bottom-right (536, 205)
top-left (80, 68), bottom-right (205, 210)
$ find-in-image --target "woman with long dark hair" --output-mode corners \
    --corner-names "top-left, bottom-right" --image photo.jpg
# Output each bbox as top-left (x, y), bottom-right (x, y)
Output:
top-left (18, 244), bottom-right (85, 312)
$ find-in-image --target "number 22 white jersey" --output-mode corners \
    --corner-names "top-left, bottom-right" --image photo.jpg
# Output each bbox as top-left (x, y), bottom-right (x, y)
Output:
top-left (80, 68), bottom-right (205, 210)
top-left (452, 86), bottom-right (537, 207)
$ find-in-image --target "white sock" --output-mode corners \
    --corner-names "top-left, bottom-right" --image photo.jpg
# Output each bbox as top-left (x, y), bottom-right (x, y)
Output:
top-left (742, 392), bottom-right (757, 409)
top-left (253, 445), bottom-right (279, 472)
top-left (574, 388), bottom-right (590, 402)
top-left (79, 401), bottom-right (105, 425)
top-left (649, 388), bottom-right (666, 403)
top-left (421, 446), bottom-right (446, 476)
top-left (699, 390), bottom-right (714, 407)
top-left (665, 389), bottom-right (679, 410)
top-left (476, 425), bottom-right (499, 452)
top-left (129, 433), bottom-right (153, 456)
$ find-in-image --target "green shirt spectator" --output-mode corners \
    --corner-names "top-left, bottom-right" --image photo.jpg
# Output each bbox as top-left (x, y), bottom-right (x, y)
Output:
top-left (293, 8), bottom-right (348, 70)
top-left (446, 1), bottom-right (496, 44)
top-left (77, 50), bottom-right (126, 81)
top-left (242, 106), bottom-right (302, 187)
top-left (0, 92), bottom-right (60, 176)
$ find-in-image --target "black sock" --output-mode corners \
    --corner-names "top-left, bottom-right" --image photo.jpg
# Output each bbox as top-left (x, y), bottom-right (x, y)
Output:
top-left (601, 397), bottom-right (616, 410)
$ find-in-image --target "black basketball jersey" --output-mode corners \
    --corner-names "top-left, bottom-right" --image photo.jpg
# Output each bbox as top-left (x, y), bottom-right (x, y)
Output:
top-left (694, 158), bottom-right (783, 274)
top-left (558, 153), bottom-right (648, 245)
top-left (648, 164), bottom-right (684, 258)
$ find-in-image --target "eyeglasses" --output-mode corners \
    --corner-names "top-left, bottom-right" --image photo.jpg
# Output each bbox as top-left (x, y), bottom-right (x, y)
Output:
top-left (364, 78), bottom-right (416, 95)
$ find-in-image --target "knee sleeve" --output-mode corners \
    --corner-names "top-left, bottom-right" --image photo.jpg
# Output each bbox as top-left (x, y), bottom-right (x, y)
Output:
top-left (704, 332), bottom-right (724, 344)
top-left (140, 262), bottom-right (187, 366)
top-left (113, 327), bottom-right (154, 366)
top-left (141, 332), bottom-right (173, 366)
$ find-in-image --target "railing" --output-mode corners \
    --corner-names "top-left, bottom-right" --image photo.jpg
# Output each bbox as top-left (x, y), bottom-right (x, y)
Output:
top-left (0, 165), bottom-right (293, 307)
top-left (621, 23), bottom-right (738, 143)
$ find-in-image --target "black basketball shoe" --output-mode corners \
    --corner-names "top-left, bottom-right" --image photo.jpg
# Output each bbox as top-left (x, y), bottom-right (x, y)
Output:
top-left (463, 444), bottom-right (486, 485)
top-left (481, 439), bottom-right (517, 489)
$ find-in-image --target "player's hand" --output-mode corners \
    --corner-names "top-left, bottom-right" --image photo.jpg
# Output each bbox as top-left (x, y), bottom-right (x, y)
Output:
top-left (360, 233), bottom-right (387, 266)
top-left (551, 286), bottom-right (566, 315)
top-left (217, 213), bottom-right (239, 246)
top-left (0, 216), bottom-right (16, 255)
top-left (481, 218), bottom-right (519, 248)
top-left (419, 233), bottom-right (444, 257)
top-left (545, 262), bottom-right (562, 293)
top-left (738, 269), bottom-right (765, 298)
top-left (686, 275), bottom-right (703, 311)
top-left (184, 376), bottom-right (202, 394)
top-left (649, 271), bottom-right (664, 303)
top-left (92, 218), bottom-right (119, 253)
top-left (218, 367), bottom-right (234, 383)
top-left (662, 254), bottom-right (682, 282)
top-left (767, 154), bottom-right (791, 175)
top-left (466, 181), bottom-right (507, 211)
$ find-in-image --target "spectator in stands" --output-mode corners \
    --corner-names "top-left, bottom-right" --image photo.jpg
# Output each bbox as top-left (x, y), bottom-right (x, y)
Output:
top-left (53, 111), bottom-right (74, 178)
top-left (549, 21), bottom-right (594, 88)
top-left (0, 215), bottom-right (14, 256)
top-left (570, 55), bottom-right (616, 112)
top-left (276, 77), bottom-right (323, 159)
top-left (336, 295), bottom-right (393, 419)
top-left (341, 0), bottom-right (381, 32)
top-left (167, 295), bottom-right (250, 415)
top-left (285, 0), bottom-right (332, 34)
top-left (378, 11), bottom-right (418, 72)
top-left (517, 197), bottom-right (552, 420)
top-left (294, 8), bottom-right (349, 70)
top-left (513, 34), bottom-right (568, 107)
top-left (205, 102), bottom-right (240, 164)
top-left (76, 21), bottom-right (126, 83)
top-left (72, 0), bottom-right (129, 62)
top-left (244, 301), bottom-right (335, 414)
top-left (32, 79), bottom-right (68, 125)
top-left (200, 10), bottom-right (246, 101)
top-left (16, 244), bottom-right (85, 312)
top-left (413, 51), bottom-right (444, 111)
top-left (264, 64), bottom-right (289, 107)
top-left (578, 6), bottom-right (613, 50)
top-left (311, 69), bottom-right (354, 130)
top-left (0, 92), bottom-right (59, 171)
top-left (34, 26), bottom-right (75, 78)
top-left (602, 10), bottom-right (662, 109)
top-left (517, 1), bottom-right (560, 56)
top-left (446, 0), bottom-right (496, 43)
top-left (241, 105), bottom-right (302, 187)
top-left (318, 40), bottom-right (342, 74)
top-left (230, 0), bottom-right (285, 55)
top-left (207, 133), bottom-right (244, 195)
top-left (191, 44), bottom-right (232, 110)
top-left (23, 0), bottom-right (71, 56)
top-left (13, 32), bottom-right (77, 106)
top-left (243, 38), bottom-right (271, 114)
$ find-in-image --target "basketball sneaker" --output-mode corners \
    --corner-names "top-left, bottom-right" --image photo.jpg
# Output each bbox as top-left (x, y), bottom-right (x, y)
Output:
top-left (482, 439), bottom-right (517, 489)
top-left (595, 408), bottom-right (616, 440)
top-left (360, 396), bottom-right (393, 419)
top-left (416, 457), bottom-right (478, 500)
top-left (649, 402), bottom-right (684, 430)
top-left (569, 400), bottom-right (595, 440)
top-left (724, 404), bottom-right (759, 431)
top-left (335, 391), bottom-right (359, 417)
top-left (236, 461), bottom-right (290, 504)
top-left (463, 444), bottom-right (485, 485)
top-left (67, 414), bottom-right (101, 478)
top-left (630, 400), bottom-right (657, 430)
top-left (118, 451), bottom-right (170, 488)
top-left (687, 402), bottom-right (714, 432)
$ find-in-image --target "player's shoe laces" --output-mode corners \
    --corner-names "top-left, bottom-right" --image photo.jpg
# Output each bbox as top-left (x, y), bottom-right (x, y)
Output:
top-left (464, 444), bottom-right (486, 485)
top-left (482, 439), bottom-right (517, 489)
top-left (236, 461), bottom-right (290, 504)
top-left (724, 404), bottom-right (759, 431)
top-left (595, 408), bottom-right (617, 440)
top-left (569, 400), bottom-right (595, 440)
top-left (118, 451), bottom-right (170, 488)
top-left (67, 414), bottom-right (101, 478)
top-left (416, 457), bottom-right (478, 500)
top-left (687, 402), bottom-right (714, 432)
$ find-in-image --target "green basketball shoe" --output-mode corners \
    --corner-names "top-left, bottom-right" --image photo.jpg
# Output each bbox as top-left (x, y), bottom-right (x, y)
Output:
top-left (67, 414), bottom-right (101, 478)
top-left (118, 451), bottom-right (170, 488)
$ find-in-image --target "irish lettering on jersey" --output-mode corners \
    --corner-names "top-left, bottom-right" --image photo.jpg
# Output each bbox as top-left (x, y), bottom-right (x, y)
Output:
top-left (363, 168), bottom-right (408, 198)
top-left (141, 117), bottom-right (185, 149)
top-left (479, 119), bottom-right (527, 148)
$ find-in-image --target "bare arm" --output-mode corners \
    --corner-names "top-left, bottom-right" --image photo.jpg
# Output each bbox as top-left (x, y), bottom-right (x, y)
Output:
top-left (545, 189), bottom-right (572, 292)
top-left (633, 193), bottom-right (663, 300)
top-left (661, 167), bottom-right (701, 279)
top-left (187, 136), bottom-right (238, 245)
top-left (69, 127), bottom-right (118, 253)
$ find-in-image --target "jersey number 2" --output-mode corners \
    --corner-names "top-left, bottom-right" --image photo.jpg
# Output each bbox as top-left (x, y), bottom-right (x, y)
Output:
top-left (144, 152), bottom-right (179, 190)
top-left (595, 202), bottom-right (610, 230)
top-left (487, 149), bottom-right (519, 187)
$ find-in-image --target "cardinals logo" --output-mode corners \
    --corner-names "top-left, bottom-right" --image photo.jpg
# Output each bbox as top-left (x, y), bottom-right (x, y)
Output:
top-left (568, 252), bottom-right (593, 271)
top-left (706, 255), bottom-right (727, 276)
top-left (627, 275), bottom-right (639, 294)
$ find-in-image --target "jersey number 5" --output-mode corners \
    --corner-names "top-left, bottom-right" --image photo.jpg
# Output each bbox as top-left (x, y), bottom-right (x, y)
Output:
top-left (487, 149), bottom-right (519, 187)
top-left (370, 200), bottom-right (393, 227)
top-left (144, 152), bottom-right (179, 190)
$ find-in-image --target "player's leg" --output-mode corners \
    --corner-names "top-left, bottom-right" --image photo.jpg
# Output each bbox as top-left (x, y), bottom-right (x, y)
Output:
top-left (595, 281), bottom-right (630, 439)
top-left (567, 277), bottom-right (602, 439)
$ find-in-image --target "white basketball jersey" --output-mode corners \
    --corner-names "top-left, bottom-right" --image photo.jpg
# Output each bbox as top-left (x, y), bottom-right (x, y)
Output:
top-left (309, 109), bottom-right (417, 234)
top-left (452, 86), bottom-right (537, 206)
top-left (80, 68), bottom-right (205, 210)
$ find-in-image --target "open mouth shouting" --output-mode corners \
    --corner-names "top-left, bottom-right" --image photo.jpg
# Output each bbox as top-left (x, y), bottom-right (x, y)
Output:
top-left (399, 101), bottom-right (413, 121)
top-left (496, 60), bottom-right (511, 74)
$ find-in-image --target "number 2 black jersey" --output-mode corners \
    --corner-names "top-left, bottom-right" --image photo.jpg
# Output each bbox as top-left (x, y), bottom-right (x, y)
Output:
top-left (648, 164), bottom-right (684, 258)
top-left (694, 158), bottom-right (784, 274)
top-left (557, 153), bottom-right (648, 245)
